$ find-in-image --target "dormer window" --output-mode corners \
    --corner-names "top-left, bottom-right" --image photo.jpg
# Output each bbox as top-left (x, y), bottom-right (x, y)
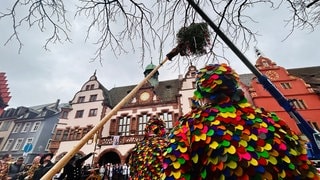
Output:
top-left (262, 60), bottom-right (269, 67)
top-left (89, 95), bottom-right (97, 102)
top-left (85, 84), bottom-right (95, 90)
top-left (78, 96), bottom-right (85, 103)
top-left (40, 109), bottom-right (47, 117)
top-left (191, 72), bottom-right (196, 77)
top-left (61, 111), bottom-right (68, 119)
top-left (86, 85), bottom-right (90, 90)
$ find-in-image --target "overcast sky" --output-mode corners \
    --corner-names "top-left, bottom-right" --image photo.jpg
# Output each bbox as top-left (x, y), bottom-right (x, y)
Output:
top-left (1, 1), bottom-right (319, 108)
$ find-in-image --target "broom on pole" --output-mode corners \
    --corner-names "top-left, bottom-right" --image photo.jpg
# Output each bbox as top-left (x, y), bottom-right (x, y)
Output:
top-left (41, 22), bottom-right (211, 179)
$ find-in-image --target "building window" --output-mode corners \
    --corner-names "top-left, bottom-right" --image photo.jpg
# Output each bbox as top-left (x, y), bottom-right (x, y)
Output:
top-left (83, 126), bottom-right (92, 137)
top-left (138, 114), bottom-right (150, 135)
top-left (192, 81), bottom-right (196, 89)
top-left (25, 138), bottom-right (33, 144)
top-left (90, 84), bottom-right (95, 90)
top-left (312, 122), bottom-right (320, 132)
top-left (62, 129), bottom-right (70, 141)
top-left (69, 129), bottom-right (75, 140)
top-left (89, 95), bottom-right (97, 102)
top-left (262, 60), bottom-right (269, 67)
top-left (12, 138), bottom-right (24, 151)
top-left (12, 123), bottom-right (22, 133)
top-left (159, 112), bottom-right (173, 132)
top-left (52, 125), bottom-right (57, 134)
top-left (31, 121), bottom-right (41, 132)
top-left (86, 85), bottom-right (90, 91)
top-left (61, 111), bottom-right (68, 119)
top-left (291, 99), bottom-right (307, 110)
top-left (119, 116), bottom-right (131, 136)
top-left (191, 72), bottom-right (196, 77)
top-left (89, 109), bottom-right (98, 117)
top-left (21, 122), bottom-right (31, 132)
top-left (280, 82), bottom-right (292, 89)
top-left (77, 96), bottom-right (85, 103)
top-left (0, 121), bottom-right (11, 131)
top-left (75, 110), bottom-right (84, 118)
top-left (45, 139), bottom-right (52, 151)
top-left (76, 129), bottom-right (82, 140)
top-left (54, 130), bottom-right (63, 140)
top-left (0, 138), bottom-right (3, 148)
top-left (3, 139), bottom-right (13, 151)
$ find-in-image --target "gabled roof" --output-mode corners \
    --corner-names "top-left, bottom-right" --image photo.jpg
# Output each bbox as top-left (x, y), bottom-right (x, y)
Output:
top-left (108, 79), bottom-right (180, 107)
top-left (287, 66), bottom-right (320, 92)
top-left (0, 101), bottom-right (61, 119)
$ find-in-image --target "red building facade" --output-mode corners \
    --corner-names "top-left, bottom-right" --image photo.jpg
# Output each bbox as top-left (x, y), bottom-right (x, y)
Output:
top-left (0, 72), bottom-right (11, 115)
top-left (249, 55), bottom-right (320, 134)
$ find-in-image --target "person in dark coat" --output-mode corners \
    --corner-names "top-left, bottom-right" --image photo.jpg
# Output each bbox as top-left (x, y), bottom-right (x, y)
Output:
top-left (8, 157), bottom-right (25, 180)
top-left (58, 152), bottom-right (94, 180)
top-left (32, 153), bottom-right (54, 180)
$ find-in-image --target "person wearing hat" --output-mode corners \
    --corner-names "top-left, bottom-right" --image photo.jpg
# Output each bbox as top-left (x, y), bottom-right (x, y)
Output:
top-left (32, 153), bottom-right (54, 180)
top-left (58, 152), bottom-right (94, 180)
top-left (162, 63), bottom-right (319, 179)
top-left (8, 157), bottom-right (25, 180)
top-left (129, 115), bottom-right (168, 180)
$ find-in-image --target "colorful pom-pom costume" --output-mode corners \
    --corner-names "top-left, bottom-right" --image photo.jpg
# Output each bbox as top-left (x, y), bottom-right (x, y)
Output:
top-left (130, 116), bottom-right (168, 179)
top-left (162, 63), bottom-right (319, 180)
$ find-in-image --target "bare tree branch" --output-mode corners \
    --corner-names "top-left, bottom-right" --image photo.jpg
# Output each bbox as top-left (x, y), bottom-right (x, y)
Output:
top-left (1, 0), bottom-right (319, 64)
top-left (0, 0), bottom-right (71, 52)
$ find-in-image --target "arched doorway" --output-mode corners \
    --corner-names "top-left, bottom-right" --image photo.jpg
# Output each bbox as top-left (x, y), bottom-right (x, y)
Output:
top-left (98, 151), bottom-right (121, 165)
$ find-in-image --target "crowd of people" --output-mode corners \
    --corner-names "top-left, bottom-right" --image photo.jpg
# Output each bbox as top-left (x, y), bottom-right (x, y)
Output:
top-left (0, 153), bottom-right (53, 180)
top-left (95, 163), bottom-right (130, 180)
top-left (0, 153), bottom-right (131, 180)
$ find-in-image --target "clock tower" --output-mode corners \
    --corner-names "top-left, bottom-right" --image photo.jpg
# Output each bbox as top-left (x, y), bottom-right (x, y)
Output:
top-left (144, 62), bottom-right (159, 87)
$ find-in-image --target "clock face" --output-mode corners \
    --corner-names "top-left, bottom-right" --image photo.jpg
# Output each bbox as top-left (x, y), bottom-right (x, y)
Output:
top-left (140, 92), bottom-right (150, 101)
top-left (265, 70), bottom-right (279, 80)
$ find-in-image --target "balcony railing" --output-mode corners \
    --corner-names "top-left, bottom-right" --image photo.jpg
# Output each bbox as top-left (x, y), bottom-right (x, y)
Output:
top-left (48, 135), bottom-right (145, 152)
top-left (99, 135), bottom-right (144, 145)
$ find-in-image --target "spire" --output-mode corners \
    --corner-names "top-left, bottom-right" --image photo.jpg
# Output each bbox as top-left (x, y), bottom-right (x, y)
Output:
top-left (254, 47), bottom-right (264, 57)
top-left (90, 70), bottom-right (97, 81)
top-left (144, 61), bottom-right (159, 87)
